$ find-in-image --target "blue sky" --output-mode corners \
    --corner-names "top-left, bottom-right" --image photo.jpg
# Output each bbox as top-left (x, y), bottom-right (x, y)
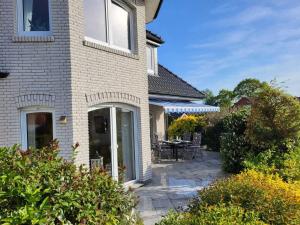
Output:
top-left (147, 0), bottom-right (300, 96)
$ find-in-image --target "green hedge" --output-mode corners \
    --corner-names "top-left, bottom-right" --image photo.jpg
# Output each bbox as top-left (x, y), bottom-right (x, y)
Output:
top-left (0, 142), bottom-right (140, 225)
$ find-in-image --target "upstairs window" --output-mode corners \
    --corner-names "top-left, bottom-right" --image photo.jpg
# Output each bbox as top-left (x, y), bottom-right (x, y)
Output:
top-left (84, 0), bottom-right (134, 52)
top-left (147, 45), bottom-right (156, 75)
top-left (17, 0), bottom-right (51, 36)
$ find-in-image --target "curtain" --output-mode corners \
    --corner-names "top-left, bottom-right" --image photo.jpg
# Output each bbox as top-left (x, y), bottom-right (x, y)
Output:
top-left (23, 0), bottom-right (33, 31)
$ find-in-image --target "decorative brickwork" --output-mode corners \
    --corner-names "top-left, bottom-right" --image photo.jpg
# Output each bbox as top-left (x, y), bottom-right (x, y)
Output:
top-left (15, 94), bottom-right (56, 108)
top-left (86, 92), bottom-right (141, 107)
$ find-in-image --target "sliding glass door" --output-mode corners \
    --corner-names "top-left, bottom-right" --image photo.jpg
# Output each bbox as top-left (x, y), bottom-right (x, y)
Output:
top-left (88, 104), bottom-right (137, 183)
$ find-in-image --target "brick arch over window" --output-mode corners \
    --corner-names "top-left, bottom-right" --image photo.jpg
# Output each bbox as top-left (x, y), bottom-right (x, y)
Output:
top-left (15, 94), bottom-right (55, 108)
top-left (85, 91), bottom-right (141, 107)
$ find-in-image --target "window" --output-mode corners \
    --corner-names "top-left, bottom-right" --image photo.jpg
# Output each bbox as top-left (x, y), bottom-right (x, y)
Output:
top-left (147, 45), bottom-right (156, 74)
top-left (21, 109), bottom-right (54, 149)
top-left (17, 0), bottom-right (51, 36)
top-left (84, 0), bottom-right (134, 52)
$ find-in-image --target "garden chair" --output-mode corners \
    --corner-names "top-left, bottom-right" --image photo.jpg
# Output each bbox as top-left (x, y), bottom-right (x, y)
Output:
top-left (151, 134), bottom-right (172, 162)
top-left (184, 132), bottom-right (203, 160)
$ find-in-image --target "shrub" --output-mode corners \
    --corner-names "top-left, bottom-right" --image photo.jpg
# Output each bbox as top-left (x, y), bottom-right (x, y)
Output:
top-left (168, 115), bottom-right (207, 139)
top-left (219, 109), bottom-right (252, 173)
top-left (157, 204), bottom-right (265, 225)
top-left (0, 142), bottom-right (139, 225)
top-left (191, 170), bottom-right (300, 225)
top-left (202, 110), bottom-right (230, 151)
top-left (246, 86), bottom-right (300, 152)
top-left (220, 133), bottom-right (251, 173)
top-left (281, 146), bottom-right (300, 182)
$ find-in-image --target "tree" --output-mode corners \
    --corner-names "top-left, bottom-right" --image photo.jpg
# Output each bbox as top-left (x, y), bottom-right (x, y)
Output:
top-left (233, 78), bottom-right (266, 98)
top-left (202, 89), bottom-right (217, 106)
top-left (246, 86), bottom-right (300, 152)
top-left (215, 89), bottom-right (235, 108)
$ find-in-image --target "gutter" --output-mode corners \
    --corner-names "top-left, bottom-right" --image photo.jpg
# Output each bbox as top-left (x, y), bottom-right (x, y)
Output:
top-left (153, 0), bottom-right (163, 20)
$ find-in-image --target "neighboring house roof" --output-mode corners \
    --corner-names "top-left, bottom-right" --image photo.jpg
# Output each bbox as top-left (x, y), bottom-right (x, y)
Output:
top-left (146, 30), bottom-right (164, 44)
top-left (149, 64), bottom-right (205, 99)
top-left (234, 97), bottom-right (253, 108)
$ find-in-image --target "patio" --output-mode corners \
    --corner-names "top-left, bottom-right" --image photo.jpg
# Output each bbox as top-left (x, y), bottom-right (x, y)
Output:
top-left (135, 151), bottom-right (226, 225)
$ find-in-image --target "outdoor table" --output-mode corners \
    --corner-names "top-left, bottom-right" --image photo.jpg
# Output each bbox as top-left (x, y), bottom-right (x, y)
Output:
top-left (162, 140), bottom-right (190, 161)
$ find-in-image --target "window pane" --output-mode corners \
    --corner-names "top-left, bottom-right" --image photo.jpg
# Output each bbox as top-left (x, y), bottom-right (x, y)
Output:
top-left (27, 112), bottom-right (53, 149)
top-left (84, 0), bottom-right (107, 42)
top-left (23, 0), bottom-right (50, 31)
top-left (147, 46), bottom-right (154, 71)
top-left (116, 108), bottom-right (135, 182)
top-left (111, 2), bottom-right (131, 49)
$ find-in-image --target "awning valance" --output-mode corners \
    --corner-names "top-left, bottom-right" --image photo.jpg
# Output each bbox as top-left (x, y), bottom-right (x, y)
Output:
top-left (149, 99), bottom-right (220, 114)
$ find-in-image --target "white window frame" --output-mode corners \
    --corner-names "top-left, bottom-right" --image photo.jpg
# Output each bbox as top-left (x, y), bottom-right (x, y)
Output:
top-left (88, 103), bottom-right (140, 184)
top-left (17, 0), bottom-right (52, 36)
top-left (147, 44), bottom-right (158, 75)
top-left (20, 107), bottom-right (55, 150)
top-left (84, 0), bottom-right (135, 53)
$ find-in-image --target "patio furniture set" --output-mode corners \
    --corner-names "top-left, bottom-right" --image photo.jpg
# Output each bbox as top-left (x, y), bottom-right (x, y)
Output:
top-left (152, 133), bottom-right (203, 162)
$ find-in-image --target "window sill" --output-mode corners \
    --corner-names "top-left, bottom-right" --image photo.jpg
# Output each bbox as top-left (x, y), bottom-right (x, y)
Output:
top-left (83, 40), bottom-right (139, 60)
top-left (12, 36), bottom-right (55, 43)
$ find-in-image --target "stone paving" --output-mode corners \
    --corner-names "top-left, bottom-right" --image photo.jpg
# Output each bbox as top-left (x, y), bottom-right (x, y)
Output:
top-left (135, 151), bottom-right (226, 225)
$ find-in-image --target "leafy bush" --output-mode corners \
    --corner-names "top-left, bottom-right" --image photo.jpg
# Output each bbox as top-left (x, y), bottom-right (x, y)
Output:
top-left (202, 110), bottom-right (230, 151)
top-left (281, 146), bottom-right (300, 182)
top-left (219, 109), bottom-right (252, 173)
top-left (158, 204), bottom-right (265, 225)
top-left (220, 133), bottom-right (251, 173)
top-left (0, 142), bottom-right (140, 225)
top-left (246, 86), bottom-right (300, 152)
top-left (190, 170), bottom-right (300, 225)
top-left (168, 115), bottom-right (207, 139)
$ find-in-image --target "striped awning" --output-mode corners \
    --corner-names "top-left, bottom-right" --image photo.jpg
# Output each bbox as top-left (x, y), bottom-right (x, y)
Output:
top-left (149, 99), bottom-right (220, 114)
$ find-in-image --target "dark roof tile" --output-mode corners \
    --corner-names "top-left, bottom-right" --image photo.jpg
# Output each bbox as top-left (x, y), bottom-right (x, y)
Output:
top-left (149, 65), bottom-right (205, 99)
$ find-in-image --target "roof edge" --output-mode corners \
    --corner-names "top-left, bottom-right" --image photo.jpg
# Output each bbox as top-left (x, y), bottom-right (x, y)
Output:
top-left (158, 64), bottom-right (206, 98)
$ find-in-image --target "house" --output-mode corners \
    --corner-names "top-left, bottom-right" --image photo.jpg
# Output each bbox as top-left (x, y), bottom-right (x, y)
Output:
top-left (0, 0), bottom-right (217, 185)
top-left (0, 0), bottom-right (163, 184)
top-left (233, 97), bottom-right (253, 108)
top-left (146, 31), bottom-right (219, 141)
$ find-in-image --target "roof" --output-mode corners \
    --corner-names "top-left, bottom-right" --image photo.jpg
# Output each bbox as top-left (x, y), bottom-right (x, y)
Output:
top-left (234, 97), bottom-right (253, 108)
top-left (146, 30), bottom-right (164, 44)
top-left (148, 65), bottom-right (205, 100)
top-left (145, 0), bottom-right (163, 23)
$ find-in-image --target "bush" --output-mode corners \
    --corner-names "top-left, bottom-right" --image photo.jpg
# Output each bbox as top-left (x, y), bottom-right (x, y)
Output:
top-left (220, 133), bottom-right (251, 173)
top-left (202, 110), bottom-right (230, 151)
top-left (157, 204), bottom-right (265, 225)
top-left (190, 170), bottom-right (300, 225)
top-left (281, 146), bottom-right (300, 182)
top-left (0, 142), bottom-right (140, 225)
top-left (246, 86), bottom-right (300, 152)
top-left (202, 120), bottom-right (224, 151)
top-left (168, 115), bottom-right (207, 139)
top-left (220, 109), bottom-right (252, 173)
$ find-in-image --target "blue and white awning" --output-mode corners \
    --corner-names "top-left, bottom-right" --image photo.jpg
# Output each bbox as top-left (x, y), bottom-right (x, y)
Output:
top-left (149, 99), bottom-right (220, 114)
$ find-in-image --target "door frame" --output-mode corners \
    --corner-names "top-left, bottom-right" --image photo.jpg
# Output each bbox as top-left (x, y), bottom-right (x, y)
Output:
top-left (88, 103), bottom-right (140, 184)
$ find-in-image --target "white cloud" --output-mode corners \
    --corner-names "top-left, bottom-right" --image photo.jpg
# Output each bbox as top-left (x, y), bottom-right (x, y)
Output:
top-left (185, 1), bottom-right (300, 96)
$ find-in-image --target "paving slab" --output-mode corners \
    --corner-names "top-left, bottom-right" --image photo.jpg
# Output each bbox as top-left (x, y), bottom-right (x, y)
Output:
top-left (135, 151), bottom-right (226, 225)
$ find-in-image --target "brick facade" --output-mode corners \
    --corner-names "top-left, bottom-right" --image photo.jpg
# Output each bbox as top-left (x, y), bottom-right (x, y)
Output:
top-left (0, 0), bottom-right (152, 181)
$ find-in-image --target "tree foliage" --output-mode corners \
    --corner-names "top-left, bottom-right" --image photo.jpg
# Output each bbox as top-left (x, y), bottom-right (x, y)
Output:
top-left (168, 115), bottom-right (207, 139)
top-left (233, 78), bottom-right (266, 98)
top-left (246, 86), bottom-right (300, 152)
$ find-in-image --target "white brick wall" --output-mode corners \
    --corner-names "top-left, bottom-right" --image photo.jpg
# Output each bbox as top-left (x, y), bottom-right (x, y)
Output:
top-left (0, 0), bottom-right (152, 181)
